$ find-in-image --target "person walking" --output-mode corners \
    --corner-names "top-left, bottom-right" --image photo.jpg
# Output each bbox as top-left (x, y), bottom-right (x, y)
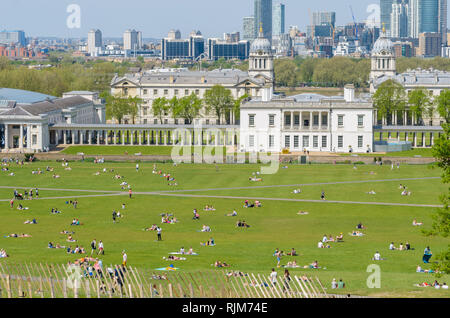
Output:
top-left (35, 188), bottom-right (39, 199)
top-left (321, 191), bottom-right (325, 201)
top-left (90, 239), bottom-right (97, 255)
top-left (122, 250), bottom-right (127, 267)
top-left (283, 269), bottom-right (291, 292)
top-left (129, 189), bottom-right (132, 199)
top-left (98, 240), bottom-right (104, 255)
top-left (112, 210), bottom-right (117, 223)
top-left (136, 163), bottom-right (139, 172)
top-left (270, 268), bottom-right (278, 287)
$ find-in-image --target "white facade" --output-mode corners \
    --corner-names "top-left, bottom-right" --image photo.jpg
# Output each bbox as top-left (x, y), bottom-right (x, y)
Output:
top-left (240, 90), bottom-right (374, 153)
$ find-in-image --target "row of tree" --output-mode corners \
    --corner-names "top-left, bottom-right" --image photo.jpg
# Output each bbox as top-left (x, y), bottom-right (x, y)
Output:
top-left (105, 85), bottom-right (248, 125)
top-left (373, 80), bottom-right (450, 124)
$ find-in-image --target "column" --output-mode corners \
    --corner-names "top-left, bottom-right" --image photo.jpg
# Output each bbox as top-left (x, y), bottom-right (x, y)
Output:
top-left (290, 112), bottom-right (293, 130)
top-left (189, 130), bottom-right (193, 146)
top-left (388, 131), bottom-right (391, 139)
top-left (4, 124), bottom-right (9, 149)
top-left (106, 131), bottom-right (109, 145)
top-left (147, 131), bottom-right (151, 145)
top-left (164, 131), bottom-right (167, 146)
top-left (309, 112), bottom-right (313, 131)
top-left (430, 133), bottom-right (434, 146)
top-left (421, 133), bottom-right (425, 148)
top-left (130, 131), bottom-right (134, 145)
top-left (97, 131), bottom-right (100, 145)
top-left (413, 132), bottom-right (417, 147)
top-left (397, 132), bottom-right (400, 141)
top-left (138, 131), bottom-right (142, 145)
top-left (72, 131), bottom-right (75, 145)
top-left (63, 130), bottom-right (67, 145)
top-left (405, 132), bottom-right (409, 142)
top-left (319, 112), bottom-right (322, 130)
top-left (18, 124), bottom-right (23, 149)
top-left (122, 130), bottom-right (125, 145)
top-left (114, 131), bottom-right (117, 145)
top-left (155, 130), bottom-right (159, 145)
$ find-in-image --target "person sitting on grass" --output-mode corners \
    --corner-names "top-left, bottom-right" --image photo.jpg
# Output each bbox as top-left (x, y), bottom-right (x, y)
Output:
top-left (293, 189), bottom-right (301, 194)
top-left (285, 260), bottom-right (299, 268)
top-left (67, 235), bottom-right (76, 243)
top-left (372, 251), bottom-right (384, 261)
top-left (214, 260), bottom-right (230, 268)
top-left (297, 211), bottom-right (309, 215)
top-left (201, 238), bottom-right (215, 246)
top-left (24, 219), bottom-right (37, 224)
top-left (60, 230), bottom-right (75, 235)
top-left (328, 235), bottom-right (335, 242)
top-left (310, 261), bottom-right (319, 269)
top-left (201, 225), bottom-right (211, 232)
top-left (287, 248), bottom-right (298, 256)
top-left (226, 210), bottom-right (237, 217)
top-left (356, 222), bottom-right (366, 230)
top-left (0, 249), bottom-right (9, 258)
top-left (336, 233), bottom-right (344, 242)
top-left (144, 224), bottom-right (158, 231)
top-left (423, 246), bottom-right (433, 263)
top-left (401, 190), bottom-right (411, 196)
top-left (412, 219), bottom-right (423, 226)
top-left (187, 247), bottom-right (195, 255)
top-left (318, 241), bottom-right (324, 248)
top-left (389, 242), bottom-right (397, 250)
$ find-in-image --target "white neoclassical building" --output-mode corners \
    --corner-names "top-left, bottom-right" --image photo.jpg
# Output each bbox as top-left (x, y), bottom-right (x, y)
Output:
top-left (240, 85), bottom-right (374, 153)
top-left (0, 89), bottom-right (105, 153)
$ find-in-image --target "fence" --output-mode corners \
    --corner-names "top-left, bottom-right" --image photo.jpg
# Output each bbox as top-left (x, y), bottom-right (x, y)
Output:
top-left (0, 262), bottom-right (331, 298)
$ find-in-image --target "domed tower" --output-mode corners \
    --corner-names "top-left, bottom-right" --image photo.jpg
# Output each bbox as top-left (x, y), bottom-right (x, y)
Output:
top-left (370, 26), bottom-right (396, 82)
top-left (248, 24), bottom-right (274, 86)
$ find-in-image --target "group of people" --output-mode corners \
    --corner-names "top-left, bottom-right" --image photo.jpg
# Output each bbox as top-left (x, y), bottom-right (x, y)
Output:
top-left (214, 260), bottom-right (230, 268)
top-left (70, 218), bottom-right (82, 226)
top-left (236, 220), bottom-right (250, 228)
top-left (243, 200), bottom-right (262, 208)
top-left (389, 242), bottom-right (412, 251)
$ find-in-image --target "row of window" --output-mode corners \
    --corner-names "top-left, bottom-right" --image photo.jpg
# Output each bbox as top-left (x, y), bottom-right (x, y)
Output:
top-left (249, 114), bottom-right (365, 128)
top-left (142, 89), bottom-right (201, 96)
top-left (338, 115), bottom-right (365, 127)
top-left (248, 135), bottom-right (365, 149)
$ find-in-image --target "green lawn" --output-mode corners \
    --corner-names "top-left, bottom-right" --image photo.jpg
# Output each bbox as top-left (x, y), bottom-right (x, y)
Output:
top-left (0, 161), bottom-right (448, 297)
top-left (340, 148), bottom-right (435, 158)
top-left (61, 146), bottom-right (230, 156)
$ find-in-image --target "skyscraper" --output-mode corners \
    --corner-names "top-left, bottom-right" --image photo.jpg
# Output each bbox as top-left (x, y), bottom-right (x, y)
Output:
top-left (391, 1), bottom-right (409, 37)
top-left (123, 29), bottom-right (139, 51)
top-left (87, 29), bottom-right (102, 56)
top-left (438, 0), bottom-right (448, 46)
top-left (421, 0), bottom-right (439, 33)
top-left (409, 0), bottom-right (442, 38)
top-left (254, 0), bottom-right (272, 41)
top-left (381, 0), bottom-right (395, 35)
top-left (243, 17), bottom-right (256, 41)
top-left (272, 2), bottom-right (285, 37)
top-left (312, 11), bottom-right (336, 28)
top-left (0, 30), bottom-right (26, 46)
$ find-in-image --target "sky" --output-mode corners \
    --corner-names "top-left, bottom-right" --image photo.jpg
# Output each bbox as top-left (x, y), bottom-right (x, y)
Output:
top-left (0, 0), bottom-right (448, 39)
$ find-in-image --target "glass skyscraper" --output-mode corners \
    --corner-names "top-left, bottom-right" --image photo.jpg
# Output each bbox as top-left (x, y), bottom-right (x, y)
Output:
top-left (254, 0), bottom-right (272, 40)
top-left (420, 0), bottom-right (439, 33)
top-left (272, 2), bottom-right (285, 37)
top-left (243, 16), bottom-right (256, 41)
top-left (380, 0), bottom-right (395, 34)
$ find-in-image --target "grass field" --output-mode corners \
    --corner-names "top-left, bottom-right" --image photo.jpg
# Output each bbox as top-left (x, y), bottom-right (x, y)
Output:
top-left (340, 148), bottom-right (434, 158)
top-left (0, 160), bottom-right (449, 297)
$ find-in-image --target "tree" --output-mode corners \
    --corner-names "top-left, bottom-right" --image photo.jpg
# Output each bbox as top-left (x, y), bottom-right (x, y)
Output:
top-left (178, 93), bottom-right (202, 124)
top-left (152, 97), bottom-right (169, 124)
top-left (203, 85), bottom-right (234, 125)
top-left (408, 88), bottom-right (432, 125)
top-left (425, 122), bottom-right (450, 275)
top-left (274, 59), bottom-right (298, 88)
top-left (168, 96), bottom-right (182, 122)
top-left (232, 94), bottom-right (249, 123)
top-left (437, 89), bottom-right (450, 124)
top-left (372, 79), bottom-right (406, 123)
top-left (105, 94), bottom-right (128, 124)
top-left (125, 96), bottom-right (142, 124)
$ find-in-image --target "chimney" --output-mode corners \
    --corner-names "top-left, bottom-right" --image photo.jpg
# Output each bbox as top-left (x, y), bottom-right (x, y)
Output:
top-left (169, 76), bottom-right (175, 84)
top-left (344, 84), bottom-right (355, 102)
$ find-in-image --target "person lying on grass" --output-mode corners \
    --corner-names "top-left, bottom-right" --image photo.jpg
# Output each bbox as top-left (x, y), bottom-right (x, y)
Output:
top-left (367, 190), bottom-right (376, 195)
top-left (200, 238), bottom-right (215, 246)
top-left (226, 271), bottom-right (247, 277)
top-left (66, 246), bottom-right (86, 254)
top-left (48, 242), bottom-right (65, 249)
top-left (24, 218), bottom-right (37, 224)
top-left (285, 260), bottom-right (299, 268)
top-left (52, 174), bottom-right (61, 179)
top-left (236, 220), bottom-right (250, 228)
top-left (67, 235), bottom-right (76, 242)
top-left (401, 190), bottom-right (412, 196)
top-left (416, 266), bottom-right (437, 273)
top-left (226, 210), bottom-right (237, 217)
top-left (51, 208), bottom-right (61, 214)
top-left (297, 211), bottom-right (309, 215)
top-left (204, 205), bottom-right (216, 211)
top-left (293, 189), bottom-right (301, 194)
top-left (350, 231), bottom-right (364, 236)
top-left (60, 230), bottom-right (75, 235)
top-left (163, 255), bottom-right (186, 261)
top-left (412, 219), bottom-right (423, 226)
top-left (6, 233), bottom-right (32, 238)
top-left (17, 204), bottom-right (29, 210)
top-left (249, 177), bottom-right (262, 182)
top-left (214, 261), bottom-right (230, 268)
top-left (186, 247), bottom-right (195, 255)
top-left (144, 224), bottom-right (158, 231)
top-left (201, 225), bottom-right (211, 232)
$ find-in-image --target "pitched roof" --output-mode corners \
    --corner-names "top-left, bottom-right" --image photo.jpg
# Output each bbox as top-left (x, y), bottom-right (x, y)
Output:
top-left (0, 106), bottom-right (34, 117)
top-left (20, 96), bottom-right (91, 116)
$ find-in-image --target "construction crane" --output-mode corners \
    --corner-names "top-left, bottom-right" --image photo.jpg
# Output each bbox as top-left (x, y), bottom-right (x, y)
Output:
top-left (349, 5), bottom-right (359, 40)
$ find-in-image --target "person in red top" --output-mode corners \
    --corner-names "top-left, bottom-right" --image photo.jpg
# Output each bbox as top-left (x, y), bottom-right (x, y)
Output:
top-left (129, 189), bottom-right (132, 199)
top-left (10, 199), bottom-right (14, 208)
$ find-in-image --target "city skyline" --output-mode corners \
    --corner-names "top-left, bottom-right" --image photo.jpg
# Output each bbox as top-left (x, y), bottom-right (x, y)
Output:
top-left (2, 0), bottom-right (448, 39)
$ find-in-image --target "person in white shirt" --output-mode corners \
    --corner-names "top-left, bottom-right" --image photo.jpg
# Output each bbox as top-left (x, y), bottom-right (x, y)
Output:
top-left (322, 235), bottom-right (328, 243)
top-left (180, 247), bottom-right (185, 254)
top-left (442, 283), bottom-right (448, 289)
top-left (136, 164), bottom-right (139, 172)
top-left (331, 278), bottom-right (337, 289)
top-left (270, 269), bottom-right (277, 286)
top-left (122, 251), bottom-right (127, 266)
top-left (389, 242), bottom-right (396, 250)
top-left (373, 251), bottom-right (381, 260)
top-left (318, 241), bottom-right (324, 248)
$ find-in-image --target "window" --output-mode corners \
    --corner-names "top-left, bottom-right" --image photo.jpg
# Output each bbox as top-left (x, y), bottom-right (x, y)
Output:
top-left (164, 89), bottom-right (168, 95)
top-left (249, 115), bottom-right (255, 127)
top-left (174, 89), bottom-right (179, 95)
top-left (313, 136), bottom-right (318, 148)
top-left (143, 89), bottom-right (148, 95)
top-left (284, 135), bottom-right (290, 148)
top-left (123, 88), bottom-right (128, 95)
top-left (302, 135), bottom-right (309, 148)
top-left (338, 136), bottom-right (343, 148)
top-left (338, 115), bottom-right (344, 127)
top-left (269, 135), bottom-right (274, 148)
top-left (322, 136), bottom-right (327, 148)
top-left (143, 119), bottom-right (147, 124)
top-left (32, 125), bottom-right (37, 129)
top-left (164, 119), bottom-right (168, 124)
top-left (143, 107), bottom-right (148, 116)
top-left (249, 135), bottom-right (255, 147)
top-left (206, 119), bottom-right (210, 125)
top-left (153, 89), bottom-right (158, 95)
top-left (32, 134), bottom-right (37, 145)
top-left (185, 89), bottom-right (189, 96)
top-left (313, 115), bottom-right (319, 126)
top-left (154, 119), bottom-right (158, 124)
top-left (269, 114), bottom-right (275, 126)
top-left (175, 119), bottom-right (178, 125)
top-left (285, 114), bottom-right (291, 126)
top-left (358, 136), bottom-right (363, 148)
top-left (294, 115), bottom-right (300, 126)
top-left (358, 115), bottom-right (364, 127)
top-left (294, 136), bottom-right (299, 148)
top-left (321, 115), bottom-right (328, 126)
top-left (195, 89), bottom-right (200, 95)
